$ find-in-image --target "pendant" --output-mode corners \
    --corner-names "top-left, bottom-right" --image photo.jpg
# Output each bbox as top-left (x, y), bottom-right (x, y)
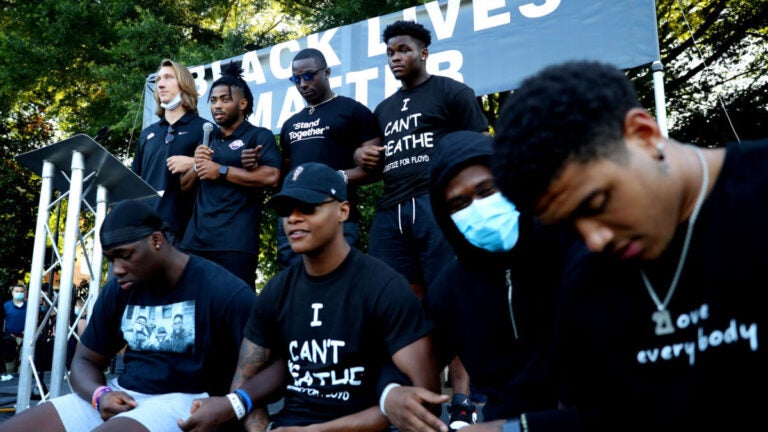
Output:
top-left (652, 309), bottom-right (675, 336)
top-left (308, 106), bottom-right (315, 115)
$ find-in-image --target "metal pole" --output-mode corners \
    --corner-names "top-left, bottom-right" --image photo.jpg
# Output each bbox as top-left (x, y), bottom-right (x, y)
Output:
top-left (49, 151), bottom-right (85, 397)
top-left (16, 161), bottom-right (54, 412)
top-left (87, 186), bottom-right (108, 322)
top-left (652, 60), bottom-right (669, 138)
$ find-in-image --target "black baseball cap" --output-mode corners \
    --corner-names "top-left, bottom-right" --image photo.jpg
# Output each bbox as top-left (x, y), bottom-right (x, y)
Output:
top-left (270, 163), bottom-right (347, 210)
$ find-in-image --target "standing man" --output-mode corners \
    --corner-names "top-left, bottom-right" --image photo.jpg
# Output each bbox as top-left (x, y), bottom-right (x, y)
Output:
top-left (0, 199), bottom-right (255, 432)
top-left (490, 60), bottom-right (768, 430)
top-left (132, 58), bottom-right (211, 246)
top-left (178, 163), bottom-right (441, 432)
top-left (2, 283), bottom-right (27, 373)
top-left (245, 48), bottom-right (382, 270)
top-left (182, 63), bottom-right (281, 287)
top-left (355, 20), bottom-right (489, 298)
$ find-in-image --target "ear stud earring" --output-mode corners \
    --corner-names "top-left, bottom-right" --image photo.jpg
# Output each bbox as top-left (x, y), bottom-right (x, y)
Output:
top-left (657, 141), bottom-right (669, 174)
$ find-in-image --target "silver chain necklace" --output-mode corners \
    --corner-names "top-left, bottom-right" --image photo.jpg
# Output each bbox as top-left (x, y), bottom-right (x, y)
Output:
top-left (641, 146), bottom-right (708, 336)
top-left (307, 93), bottom-right (338, 115)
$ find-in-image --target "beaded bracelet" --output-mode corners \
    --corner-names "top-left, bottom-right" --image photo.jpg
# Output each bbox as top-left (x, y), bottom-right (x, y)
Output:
top-left (91, 385), bottom-right (114, 412)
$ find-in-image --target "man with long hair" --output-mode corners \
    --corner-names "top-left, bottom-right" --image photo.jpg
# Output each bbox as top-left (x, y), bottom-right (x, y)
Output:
top-left (132, 59), bottom-right (212, 246)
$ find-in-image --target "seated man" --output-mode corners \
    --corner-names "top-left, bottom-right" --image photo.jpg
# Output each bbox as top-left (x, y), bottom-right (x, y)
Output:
top-left (178, 162), bottom-right (441, 431)
top-left (379, 131), bottom-right (567, 432)
top-left (0, 199), bottom-right (256, 432)
top-left (491, 60), bottom-right (768, 430)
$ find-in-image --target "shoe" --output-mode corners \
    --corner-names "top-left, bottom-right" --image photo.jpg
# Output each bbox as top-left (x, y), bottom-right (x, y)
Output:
top-left (448, 394), bottom-right (477, 431)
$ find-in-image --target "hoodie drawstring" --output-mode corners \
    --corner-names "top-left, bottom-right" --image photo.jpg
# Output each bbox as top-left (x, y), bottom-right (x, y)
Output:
top-left (397, 198), bottom-right (417, 234)
top-left (507, 268), bottom-right (519, 340)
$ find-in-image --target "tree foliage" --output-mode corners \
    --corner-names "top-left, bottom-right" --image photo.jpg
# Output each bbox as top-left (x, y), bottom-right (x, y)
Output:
top-left (1, 0), bottom-right (766, 286)
top-left (636, 0), bottom-right (768, 146)
top-left (276, 0), bottom-right (428, 29)
top-left (0, 107), bottom-right (50, 289)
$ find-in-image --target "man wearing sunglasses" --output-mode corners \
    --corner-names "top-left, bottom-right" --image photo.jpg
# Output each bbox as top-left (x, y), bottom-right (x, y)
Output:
top-left (178, 162), bottom-right (440, 431)
top-left (243, 48), bottom-right (382, 271)
top-left (131, 58), bottom-right (212, 246)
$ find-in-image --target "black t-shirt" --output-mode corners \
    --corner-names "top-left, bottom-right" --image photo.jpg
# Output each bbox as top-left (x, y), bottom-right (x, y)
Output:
top-left (81, 255), bottom-right (255, 396)
top-left (181, 121), bottom-right (281, 254)
top-left (373, 75), bottom-right (488, 209)
top-left (545, 141), bottom-right (768, 430)
top-left (244, 248), bottom-right (432, 426)
top-left (279, 95), bottom-right (381, 222)
top-left (132, 112), bottom-right (211, 236)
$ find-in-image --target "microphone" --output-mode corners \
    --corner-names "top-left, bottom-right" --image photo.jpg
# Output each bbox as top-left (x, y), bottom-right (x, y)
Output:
top-left (202, 123), bottom-right (213, 147)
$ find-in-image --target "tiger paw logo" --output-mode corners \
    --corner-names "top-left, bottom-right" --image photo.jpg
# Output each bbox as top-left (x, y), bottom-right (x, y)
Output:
top-left (292, 166), bottom-right (304, 181)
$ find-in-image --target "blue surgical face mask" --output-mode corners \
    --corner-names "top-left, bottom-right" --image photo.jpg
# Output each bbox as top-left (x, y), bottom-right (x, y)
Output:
top-left (450, 192), bottom-right (520, 252)
top-left (12, 292), bottom-right (25, 302)
top-left (74, 307), bottom-right (81, 316)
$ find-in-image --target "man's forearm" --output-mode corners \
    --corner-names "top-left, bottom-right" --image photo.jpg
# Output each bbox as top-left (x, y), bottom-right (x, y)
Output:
top-left (235, 358), bottom-right (287, 406)
top-left (243, 406), bottom-right (270, 432)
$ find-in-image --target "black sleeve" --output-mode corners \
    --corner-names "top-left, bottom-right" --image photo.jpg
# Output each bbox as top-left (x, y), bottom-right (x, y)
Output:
top-left (131, 138), bottom-right (144, 175)
top-left (376, 358), bottom-right (412, 397)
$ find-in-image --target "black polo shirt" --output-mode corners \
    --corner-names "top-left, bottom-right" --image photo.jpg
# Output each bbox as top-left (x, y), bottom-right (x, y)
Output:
top-left (181, 121), bottom-right (281, 254)
top-left (132, 111), bottom-right (212, 237)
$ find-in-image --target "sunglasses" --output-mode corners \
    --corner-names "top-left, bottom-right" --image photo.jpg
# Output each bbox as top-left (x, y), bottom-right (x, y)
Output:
top-left (288, 67), bottom-right (326, 85)
top-left (276, 199), bottom-right (336, 217)
top-left (165, 125), bottom-right (175, 144)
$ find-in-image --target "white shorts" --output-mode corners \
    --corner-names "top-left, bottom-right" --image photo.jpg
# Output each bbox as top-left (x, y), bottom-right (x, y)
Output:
top-left (49, 377), bottom-right (208, 432)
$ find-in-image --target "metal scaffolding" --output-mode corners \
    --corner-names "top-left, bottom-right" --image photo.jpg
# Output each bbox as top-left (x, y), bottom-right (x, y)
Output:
top-left (13, 134), bottom-right (156, 412)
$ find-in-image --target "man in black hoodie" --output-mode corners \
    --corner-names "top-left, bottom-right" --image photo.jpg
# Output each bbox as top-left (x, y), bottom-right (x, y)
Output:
top-left (380, 131), bottom-right (567, 431)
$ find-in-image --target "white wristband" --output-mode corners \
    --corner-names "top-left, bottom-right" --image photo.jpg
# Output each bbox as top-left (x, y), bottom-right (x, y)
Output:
top-left (379, 383), bottom-right (401, 417)
top-left (227, 393), bottom-right (247, 420)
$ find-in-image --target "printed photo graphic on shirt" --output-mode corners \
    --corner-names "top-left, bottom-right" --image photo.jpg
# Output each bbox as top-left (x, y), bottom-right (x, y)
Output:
top-left (121, 301), bottom-right (195, 354)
